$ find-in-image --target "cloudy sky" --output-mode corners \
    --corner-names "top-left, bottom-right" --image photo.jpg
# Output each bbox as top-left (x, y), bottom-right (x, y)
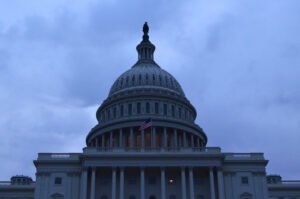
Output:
top-left (0, 0), bottom-right (299, 181)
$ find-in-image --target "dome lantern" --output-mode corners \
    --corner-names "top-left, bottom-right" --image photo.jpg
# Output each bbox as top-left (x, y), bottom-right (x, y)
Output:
top-left (135, 22), bottom-right (156, 64)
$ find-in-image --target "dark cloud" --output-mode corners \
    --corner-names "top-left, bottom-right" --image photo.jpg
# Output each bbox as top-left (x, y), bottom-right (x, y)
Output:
top-left (0, 0), bottom-right (299, 181)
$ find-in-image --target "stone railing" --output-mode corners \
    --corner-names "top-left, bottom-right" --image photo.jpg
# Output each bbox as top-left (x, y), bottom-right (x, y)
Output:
top-left (0, 181), bottom-right (11, 185)
top-left (37, 153), bottom-right (81, 160)
top-left (0, 181), bottom-right (35, 186)
top-left (281, 180), bottom-right (300, 184)
top-left (83, 146), bottom-right (221, 153)
top-left (224, 153), bottom-right (265, 160)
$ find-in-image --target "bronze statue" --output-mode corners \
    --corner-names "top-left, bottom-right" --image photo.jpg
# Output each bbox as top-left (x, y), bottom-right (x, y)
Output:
top-left (143, 22), bottom-right (149, 35)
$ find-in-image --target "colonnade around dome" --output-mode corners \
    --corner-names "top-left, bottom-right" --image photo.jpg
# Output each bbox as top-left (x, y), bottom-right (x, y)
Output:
top-left (87, 126), bottom-right (206, 152)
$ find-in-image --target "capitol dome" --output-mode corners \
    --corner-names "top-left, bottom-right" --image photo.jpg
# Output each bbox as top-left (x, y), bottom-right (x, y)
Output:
top-left (108, 63), bottom-right (185, 98)
top-left (86, 23), bottom-right (207, 149)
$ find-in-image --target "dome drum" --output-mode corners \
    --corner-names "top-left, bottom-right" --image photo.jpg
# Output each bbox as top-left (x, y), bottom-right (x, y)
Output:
top-left (96, 97), bottom-right (197, 125)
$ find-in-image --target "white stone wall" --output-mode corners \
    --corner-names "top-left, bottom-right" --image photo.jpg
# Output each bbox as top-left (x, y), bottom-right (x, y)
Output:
top-left (223, 172), bottom-right (268, 199)
top-left (34, 172), bottom-right (80, 199)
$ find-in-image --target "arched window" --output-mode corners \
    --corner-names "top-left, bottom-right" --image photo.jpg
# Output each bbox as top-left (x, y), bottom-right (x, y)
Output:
top-left (113, 107), bottom-right (116, 118)
top-left (178, 107), bottom-right (182, 118)
top-left (171, 105), bottom-right (175, 117)
top-left (155, 102), bottom-right (159, 114)
top-left (149, 195), bottom-right (156, 199)
top-left (51, 193), bottom-right (64, 199)
top-left (196, 195), bottom-right (204, 199)
top-left (137, 102), bottom-right (141, 114)
top-left (128, 104), bottom-right (132, 116)
top-left (174, 81), bottom-right (178, 89)
top-left (240, 192), bottom-right (252, 199)
top-left (163, 104), bottom-right (168, 116)
top-left (170, 78), bottom-right (174, 87)
top-left (165, 76), bottom-right (168, 86)
top-left (100, 195), bottom-right (108, 199)
top-left (146, 102), bottom-right (150, 113)
top-left (126, 76), bottom-right (129, 85)
top-left (120, 105), bottom-right (124, 117)
top-left (169, 195), bottom-right (176, 199)
top-left (129, 195), bottom-right (136, 199)
top-left (159, 75), bottom-right (162, 85)
top-left (108, 109), bottom-right (111, 120)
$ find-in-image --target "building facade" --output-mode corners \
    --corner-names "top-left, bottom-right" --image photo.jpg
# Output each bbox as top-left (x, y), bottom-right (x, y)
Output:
top-left (0, 23), bottom-right (299, 199)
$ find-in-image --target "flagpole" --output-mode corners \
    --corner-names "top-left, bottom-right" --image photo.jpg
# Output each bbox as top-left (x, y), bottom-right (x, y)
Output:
top-left (138, 118), bottom-right (152, 151)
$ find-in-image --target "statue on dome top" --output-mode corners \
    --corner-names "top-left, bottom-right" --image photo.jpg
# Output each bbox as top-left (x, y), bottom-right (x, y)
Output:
top-left (143, 22), bottom-right (149, 35)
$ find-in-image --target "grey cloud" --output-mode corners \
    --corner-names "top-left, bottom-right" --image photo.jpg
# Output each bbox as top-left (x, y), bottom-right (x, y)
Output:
top-left (0, 0), bottom-right (299, 181)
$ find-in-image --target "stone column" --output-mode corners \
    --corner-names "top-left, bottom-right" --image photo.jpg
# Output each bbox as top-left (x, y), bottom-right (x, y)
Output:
top-left (67, 173), bottom-right (72, 199)
top-left (140, 167), bottom-right (145, 199)
top-left (183, 132), bottom-right (187, 148)
top-left (102, 135), bottom-right (105, 150)
top-left (141, 130), bottom-right (145, 151)
top-left (42, 173), bottom-right (49, 199)
top-left (217, 168), bottom-right (225, 199)
top-left (110, 131), bottom-right (113, 148)
top-left (163, 127), bottom-right (167, 149)
top-left (189, 167), bottom-right (195, 199)
top-left (178, 133), bottom-right (182, 147)
top-left (95, 137), bottom-right (99, 148)
top-left (34, 174), bottom-right (41, 199)
top-left (161, 168), bottom-right (166, 199)
top-left (170, 132), bottom-right (174, 149)
top-left (120, 168), bottom-right (124, 199)
top-left (196, 138), bottom-right (200, 148)
top-left (130, 127), bottom-right (134, 149)
top-left (152, 127), bottom-right (156, 150)
top-left (119, 128), bottom-right (123, 148)
top-left (112, 168), bottom-right (117, 199)
top-left (90, 168), bottom-right (96, 199)
top-left (191, 135), bottom-right (194, 148)
top-left (209, 167), bottom-right (216, 199)
top-left (150, 127), bottom-right (153, 148)
top-left (174, 129), bottom-right (178, 149)
top-left (80, 169), bottom-right (88, 199)
top-left (181, 167), bottom-right (187, 199)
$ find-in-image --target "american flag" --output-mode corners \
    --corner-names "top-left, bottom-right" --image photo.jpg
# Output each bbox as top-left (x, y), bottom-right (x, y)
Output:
top-left (138, 118), bottom-right (152, 131)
